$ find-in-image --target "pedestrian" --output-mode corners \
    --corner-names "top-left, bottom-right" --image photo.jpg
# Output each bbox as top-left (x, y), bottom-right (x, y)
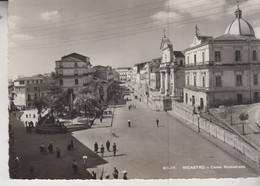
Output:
top-left (156, 118), bottom-right (159, 127)
top-left (56, 147), bottom-right (61, 158)
top-left (94, 142), bottom-right (99, 153)
top-left (13, 112), bottom-right (16, 117)
top-left (29, 113), bottom-right (31, 118)
top-left (40, 143), bottom-right (45, 153)
top-left (100, 115), bottom-right (102, 123)
top-left (15, 156), bottom-right (20, 168)
top-left (112, 167), bottom-right (119, 179)
top-left (70, 139), bottom-right (74, 150)
top-left (72, 159), bottom-right (78, 174)
top-left (67, 141), bottom-right (71, 151)
top-left (128, 119), bottom-right (131, 127)
top-left (91, 171), bottom-right (97, 179)
top-left (48, 142), bottom-right (53, 153)
top-left (100, 144), bottom-right (105, 157)
top-left (83, 155), bottom-right (88, 169)
top-left (105, 174), bottom-right (110, 179)
top-left (122, 170), bottom-right (127, 180)
top-left (106, 140), bottom-right (110, 152)
top-left (113, 143), bottom-right (117, 157)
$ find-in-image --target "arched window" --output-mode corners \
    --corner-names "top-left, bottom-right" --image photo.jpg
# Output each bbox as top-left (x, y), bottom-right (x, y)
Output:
top-left (74, 62), bottom-right (78, 67)
top-left (74, 70), bottom-right (78, 76)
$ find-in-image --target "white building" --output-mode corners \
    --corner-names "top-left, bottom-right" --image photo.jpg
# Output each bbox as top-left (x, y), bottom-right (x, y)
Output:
top-left (183, 6), bottom-right (260, 111)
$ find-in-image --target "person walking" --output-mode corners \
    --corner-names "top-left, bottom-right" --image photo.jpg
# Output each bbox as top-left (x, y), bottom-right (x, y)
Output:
top-left (83, 155), bottom-right (88, 169)
top-left (100, 144), bottom-right (105, 157)
top-left (56, 147), bottom-right (61, 158)
top-left (94, 142), bottom-right (99, 153)
top-left (156, 118), bottom-right (159, 127)
top-left (113, 143), bottom-right (117, 157)
top-left (40, 143), bottom-right (45, 153)
top-left (100, 115), bottom-right (103, 123)
top-left (70, 139), bottom-right (74, 150)
top-left (48, 142), bottom-right (53, 153)
top-left (128, 119), bottom-right (131, 127)
top-left (112, 167), bottom-right (119, 179)
top-left (106, 140), bottom-right (110, 152)
top-left (72, 159), bottom-right (78, 174)
top-left (122, 170), bottom-right (127, 180)
top-left (91, 171), bottom-right (97, 179)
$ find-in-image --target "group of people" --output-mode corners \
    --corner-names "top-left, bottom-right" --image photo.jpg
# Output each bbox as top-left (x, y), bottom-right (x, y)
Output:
top-left (94, 141), bottom-right (117, 157)
top-left (90, 167), bottom-right (127, 180)
top-left (39, 139), bottom-right (72, 159)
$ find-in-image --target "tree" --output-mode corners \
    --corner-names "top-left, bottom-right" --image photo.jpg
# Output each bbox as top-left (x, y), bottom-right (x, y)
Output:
top-left (239, 112), bottom-right (249, 135)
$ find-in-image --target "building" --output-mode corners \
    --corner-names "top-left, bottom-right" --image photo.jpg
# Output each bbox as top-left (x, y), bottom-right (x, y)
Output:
top-left (183, 6), bottom-right (260, 111)
top-left (55, 53), bottom-right (94, 90)
top-left (115, 67), bottom-right (131, 82)
top-left (13, 74), bottom-right (52, 109)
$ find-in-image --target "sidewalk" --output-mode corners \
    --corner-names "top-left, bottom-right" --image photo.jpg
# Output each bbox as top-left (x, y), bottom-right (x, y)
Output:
top-left (167, 110), bottom-right (260, 175)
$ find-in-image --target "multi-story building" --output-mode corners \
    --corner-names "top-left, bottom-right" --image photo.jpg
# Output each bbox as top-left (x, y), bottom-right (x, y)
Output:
top-left (115, 67), bottom-right (131, 82)
top-left (55, 53), bottom-right (94, 90)
top-left (183, 6), bottom-right (260, 111)
top-left (13, 74), bottom-right (52, 108)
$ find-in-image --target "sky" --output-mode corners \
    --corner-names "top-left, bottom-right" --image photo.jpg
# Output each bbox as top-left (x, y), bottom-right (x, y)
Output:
top-left (7, 0), bottom-right (260, 79)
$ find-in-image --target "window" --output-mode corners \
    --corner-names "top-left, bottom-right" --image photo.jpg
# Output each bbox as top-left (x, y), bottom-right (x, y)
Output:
top-left (28, 94), bottom-right (31, 101)
top-left (40, 80), bottom-right (43, 83)
top-left (215, 51), bottom-right (221, 62)
top-left (253, 50), bottom-right (257, 61)
top-left (34, 87), bottom-right (37, 91)
top-left (194, 54), bottom-right (197, 65)
top-left (237, 94), bottom-right (243, 103)
top-left (59, 70), bottom-right (63, 76)
top-left (180, 60), bottom-right (183, 66)
top-left (194, 76), bottom-right (196, 86)
top-left (59, 79), bottom-right (63, 85)
top-left (75, 79), bottom-right (78, 85)
top-left (74, 70), bottom-right (78, 76)
top-left (236, 75), bottom-right (242, 86)
top-left (34, 94), bottom-right (38, 100)
top-left (185, 93), bottom-right (188, 103)
top-left (19, 81), bottom-right (25, 84)
top-left (235, 50), bottom-right (241, 61)
top-left (202, 76), bottom-right (205, 87)
top-left (202, 52), bottom-right (205, 62)
top-left (59, 63), bottom-right (63, 68)
top-left (254, 74), bottom-right (258, 85)
top-left (186, 75), bottom-right (190, 85)
top-left (36, 80), bottom-right (38, 84)
top-left (74, 62), bottom-right (78, 67)
top-left (27, 81), bottom-right (29, 84)
top-left (216, 76), bottom-right (221, 87)
top-left (187, 56), bottom-right (190, 65)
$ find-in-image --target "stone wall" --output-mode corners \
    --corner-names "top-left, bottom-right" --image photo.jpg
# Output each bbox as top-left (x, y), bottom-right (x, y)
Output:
top-left (171, 100), bottom-right (260, 164)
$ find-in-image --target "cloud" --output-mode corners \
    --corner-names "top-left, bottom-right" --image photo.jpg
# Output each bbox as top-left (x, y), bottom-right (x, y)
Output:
top-left (150, 0), bottom-right (234, 27)
top-left (8, 15), bottom-right (21, 30)
top-left (12, 34), bottom-right (34, 40)
top-left (40, 11), bottom-right (60, 20)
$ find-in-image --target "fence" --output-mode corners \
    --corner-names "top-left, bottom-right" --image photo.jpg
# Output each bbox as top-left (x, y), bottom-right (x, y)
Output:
top-left (172, 100), bottom-right (260, 164)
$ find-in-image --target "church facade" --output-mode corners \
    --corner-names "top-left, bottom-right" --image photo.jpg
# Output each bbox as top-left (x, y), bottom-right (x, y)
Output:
top-left (183, 6), bottom-right (260, 111)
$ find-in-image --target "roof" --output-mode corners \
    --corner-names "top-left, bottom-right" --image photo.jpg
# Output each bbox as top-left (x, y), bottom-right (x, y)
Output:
top-left (160, 36), bottom-right (172, 50)
top-left (61, 53), bottom-right (89, 62)
top-left (173, 51), bottom-right (184, 58)
top-left (224, 7), bottom-right (255, 37)
top-left (56, 56), bottom-right (84, 63)
top-left (214, 34), bottom-right (260, 41)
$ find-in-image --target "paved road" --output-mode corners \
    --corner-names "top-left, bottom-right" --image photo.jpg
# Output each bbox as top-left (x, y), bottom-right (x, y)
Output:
top-left (72, 94), bottom-right (259, 179)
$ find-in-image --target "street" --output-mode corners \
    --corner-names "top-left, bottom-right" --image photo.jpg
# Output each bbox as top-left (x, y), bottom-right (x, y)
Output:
top-left (72, 93), bottom-right (259, 179)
